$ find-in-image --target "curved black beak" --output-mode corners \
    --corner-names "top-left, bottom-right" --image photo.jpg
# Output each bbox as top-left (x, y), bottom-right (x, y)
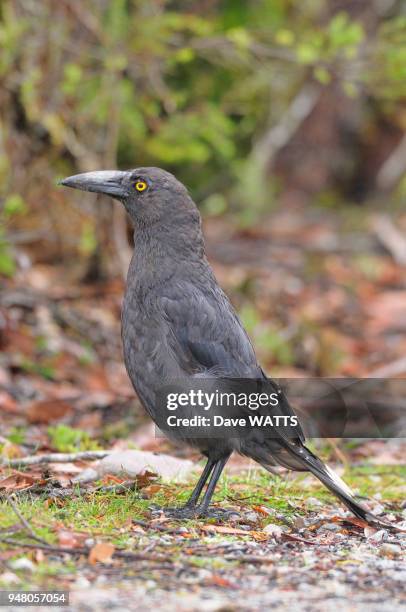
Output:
top-left (59, 170), bottom-right (129, 199)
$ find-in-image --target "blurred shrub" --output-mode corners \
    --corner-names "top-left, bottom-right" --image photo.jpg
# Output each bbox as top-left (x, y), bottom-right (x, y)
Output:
top-left (0, 0), bottom-right (404, 271)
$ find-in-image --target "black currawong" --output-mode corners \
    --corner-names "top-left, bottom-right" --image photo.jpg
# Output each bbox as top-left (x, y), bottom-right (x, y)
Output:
top-left (61, 167), bottom-right (389, 526)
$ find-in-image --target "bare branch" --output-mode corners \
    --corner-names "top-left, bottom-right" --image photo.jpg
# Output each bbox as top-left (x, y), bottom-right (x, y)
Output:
top-left (252, 83), bottom-right (321, 171)
top-left (0, 537), bottom-right (169, 562)
top-left (6, 495), bottom-right (48, 545)
top-left (376, 134), bottom-right (406, 191)
top-left (371, 214), bottom-right (406, 266)
top-left (1, 451), bottom-right (110, 468)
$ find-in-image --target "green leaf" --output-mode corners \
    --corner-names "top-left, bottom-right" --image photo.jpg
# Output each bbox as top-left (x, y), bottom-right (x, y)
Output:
top-left (3, 194), bottom-right (27, 217)
top-left (62, 63), bottom-right (83, 95)
top-left (79, 222), bottom-right (97, 255)
top-left (0, 247), bottom-right (15, 277)
top-left (48, 424), bottom-right (100, 453)
top-left (275, 29), bottom-right (295, 46)
top-left (314, 66), bottom-right (331, 85)
top-left (296, 43), bottom-right (319, 64)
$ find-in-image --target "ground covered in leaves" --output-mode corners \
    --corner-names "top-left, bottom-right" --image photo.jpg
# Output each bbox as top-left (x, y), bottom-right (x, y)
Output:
top-left (1, 208), bottom-right (406, 610)
top-left (0, 458), bottom-right (405, 611)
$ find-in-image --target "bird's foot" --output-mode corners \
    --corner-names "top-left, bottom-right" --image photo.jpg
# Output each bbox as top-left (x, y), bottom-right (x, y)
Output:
top-left (199, 507), bottom-right (241, 521)
top-left (149, 503), bottom-right (196, 519)
top-left (150, 504), bottom-right (240, 521)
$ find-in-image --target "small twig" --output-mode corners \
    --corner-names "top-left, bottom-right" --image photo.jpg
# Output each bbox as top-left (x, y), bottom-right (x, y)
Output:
top-left (0, 485), bottom-right (86, 501)
top-left (282, 532), bottom-right (316, 545)
top-left (6, 495), bottom-right (49, 546)
top-left (0, 451), bottom-right (110, 468)
top-left (0, 525), bottom-right (24, 537)
top-left (0, 537), bottom-right (170, 562)
top-left (224, 554), bottom-right (274, 564)
top-left (0, 481), bottom-right (140, 501)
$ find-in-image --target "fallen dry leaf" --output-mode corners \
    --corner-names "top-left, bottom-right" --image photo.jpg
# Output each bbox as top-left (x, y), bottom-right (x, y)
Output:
top-left (57, 530), bottom-right (84, 549)
top-left (142, 483), bottom-right (164, 497)
top-left (26, 399), bottom-right (73, 424)
top-left (34, 549), bottom-right (45, 563)
top-left (252, 505), bottom-right (273, 516)
top-left (206, 574), bottom-right (238, 588)
top-left (199, 525), bottom-right (268, 541)
top-left (0, 392), bottom-right (19, 414)
top-left (88, 542), bottom-right (115, 565)
top-left (135, 471), bottom-right (159, 489)
top-left (0, 471), bottom-right (42, 491)
top-left (200, 525), bottom-right (252, 536)
top-left (0, 441), bottom-right (23, 459)
top-left (329, 515), bottom-right (369, 529)
top-left (340, 516), bottom-right (369, 529)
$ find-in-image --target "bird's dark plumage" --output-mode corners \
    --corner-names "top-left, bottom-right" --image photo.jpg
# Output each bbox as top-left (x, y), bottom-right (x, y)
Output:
top-left (61, 167), bottom-right (387, 525)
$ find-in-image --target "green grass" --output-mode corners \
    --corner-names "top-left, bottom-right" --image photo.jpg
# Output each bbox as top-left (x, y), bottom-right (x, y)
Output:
top-left (0, 464), bottom-right (404, 589)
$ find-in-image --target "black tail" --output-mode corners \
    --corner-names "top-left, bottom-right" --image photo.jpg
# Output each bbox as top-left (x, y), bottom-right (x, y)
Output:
top-left (250, 439), bottom-right (394, 528)
top-left (285, 442), bottom-right (393, 527)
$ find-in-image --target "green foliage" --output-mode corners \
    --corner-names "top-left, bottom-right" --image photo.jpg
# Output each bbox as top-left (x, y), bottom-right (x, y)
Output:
top-left (4, 194), bottom-right (27, 216)
top-left (0, 194), bottom-right (27, 277)
top-left (0, 0), bottom-right (404, 249)
top-left (240, 304), bottom-right (293, 366)
top-left (47, 424), bottom-right (100, 453)
top-left (20, 359), bottom-right (56, 380)
top-left (5, 426), bottom-right (26, 445)
top-left (0, 227), bottom-right (15, 277)
top-left (79, 222), bottom-right (97, 256)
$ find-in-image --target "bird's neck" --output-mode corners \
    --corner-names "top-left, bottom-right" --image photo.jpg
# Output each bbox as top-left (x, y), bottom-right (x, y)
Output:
top-left (127, 220), bottom-right (207, 291)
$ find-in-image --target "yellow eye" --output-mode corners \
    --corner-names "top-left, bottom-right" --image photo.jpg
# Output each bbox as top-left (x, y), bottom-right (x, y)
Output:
top-left (135, 180), bottom-right (148, 192)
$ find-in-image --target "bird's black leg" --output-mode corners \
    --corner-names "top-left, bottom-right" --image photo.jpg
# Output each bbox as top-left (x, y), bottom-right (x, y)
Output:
top-left (194, 456), bottom-right (229, 516)
top-left (151, 458), bottom-right (215, 518)
top-left (183, 458), bottom-right (216, 509)
top-left (154, 456), bottom-right (236, 520)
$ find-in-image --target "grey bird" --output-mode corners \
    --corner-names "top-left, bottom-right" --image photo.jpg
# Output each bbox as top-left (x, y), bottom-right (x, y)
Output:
top-left (61, 167), bottom-right (385, 524)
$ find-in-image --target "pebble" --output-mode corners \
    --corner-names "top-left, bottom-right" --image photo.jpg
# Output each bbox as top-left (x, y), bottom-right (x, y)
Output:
top-left (318, 523), bottom-right (340, 532)
top-left (0, 571), bottom-right (20, 585)
top-left (245, 512), bottom-right (259, 523)
top-left (292, 516), bottom-right (306, 530)
top-left (73, 576), bottom-right (91, 589)
top-left (379, 543), bottom-right (402, 558)
top-left (145, 580), bottom-right (157, 590)
top-left (307, 497), bottom-right (323, 507)
top-left (9, 558), bottom-right (35, 572)
top-left (263, 523), bottom-right (284, 537)
top-left (366, 529), bottom-right (386, 544)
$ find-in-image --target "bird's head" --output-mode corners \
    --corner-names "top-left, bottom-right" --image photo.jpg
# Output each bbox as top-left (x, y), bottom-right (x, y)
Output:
top-left (60, 167), bottom-right (198, 227)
